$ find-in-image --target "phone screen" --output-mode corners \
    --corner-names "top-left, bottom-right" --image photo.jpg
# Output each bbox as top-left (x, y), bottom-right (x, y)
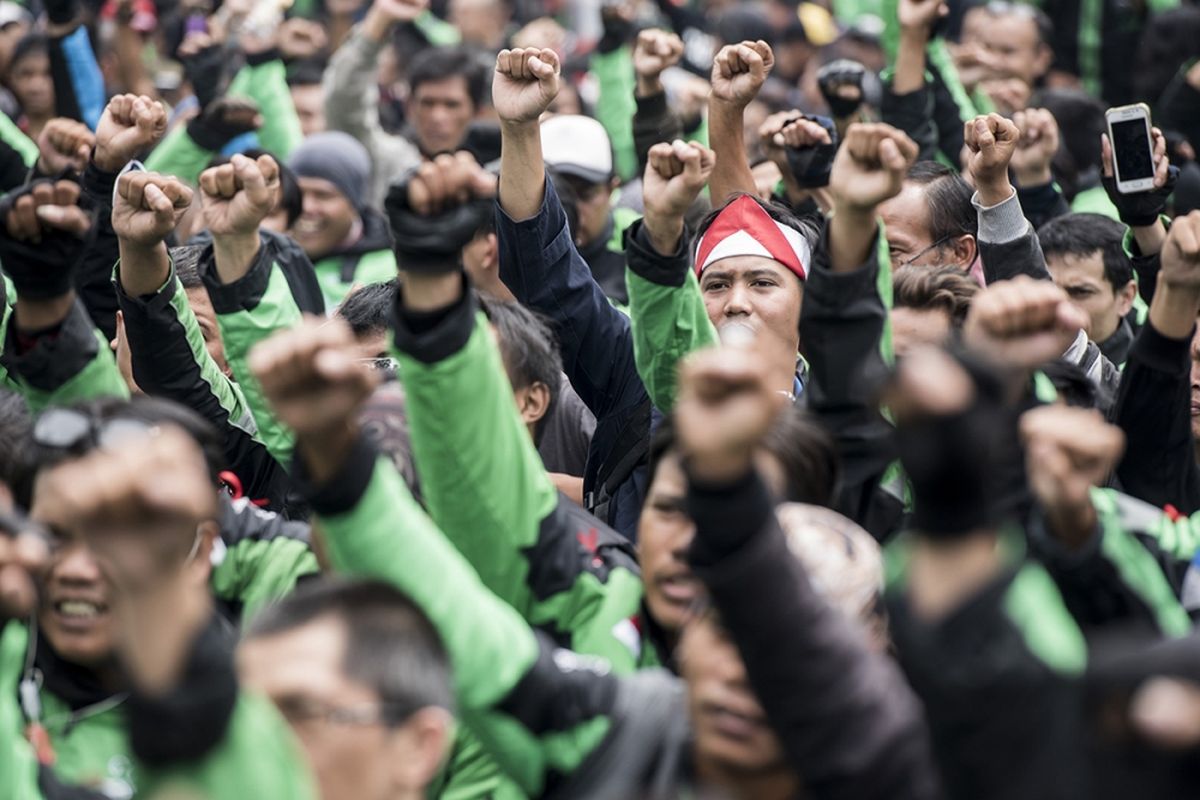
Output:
top-left (1111, 118), bottom-right (1154, 181)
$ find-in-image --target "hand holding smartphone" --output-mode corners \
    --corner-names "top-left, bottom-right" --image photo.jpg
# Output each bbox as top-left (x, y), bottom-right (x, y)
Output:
top-left (1105, 103), bottom-right (1156, 194)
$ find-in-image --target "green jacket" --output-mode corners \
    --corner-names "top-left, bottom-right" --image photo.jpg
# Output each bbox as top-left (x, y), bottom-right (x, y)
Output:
top-left (590, 45), bottom-right (637, 183)
top-left (390, 289), bottom-right (647, 672)
top-left (145, 57), bottom-right (303, 185)
top-left (313, 244), bottom-right (397, 311)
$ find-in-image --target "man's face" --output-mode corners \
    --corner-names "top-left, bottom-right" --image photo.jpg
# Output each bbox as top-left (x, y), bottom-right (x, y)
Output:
top-left (186, 286), bottom-right (232, 377)
top-left (448, 0), bottom-right (510, 48)
top-left (293, 177), bottom-right (358, 260)
top-left (411, 76), bottom-right (474, 157)
top-left (699, 255), bottom-right (803, 361)
top-left (240, 616), bottom-right (405, 800)
top-left (891, 306), bottom-right (953, 358)
top-left (679, 612), bottom-right (787, 773)
top-left (9, 51), bottom-right (52, 117)
top-left (638, 453), bottom-right (699, 636)
top-left (1045, 251), bottom-right (1132, 344)
top-left (291, 83), bottom-right (327, 137)
top-left (36, 540), bottom-right (116, 667)
top-left (639, 452), bottom-right (789, 638)
top-left (566, 178), bottom-right (613, 248)
top-left (962, 8), bottom-right (1049, 87)
top-left (880, 183), bottom-right (941, 269)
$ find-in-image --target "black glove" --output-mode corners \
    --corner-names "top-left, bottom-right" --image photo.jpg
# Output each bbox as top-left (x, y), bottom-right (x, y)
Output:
top-left (384, 170), bottom-right (491, 274)
top-left (895, 352), bottom-right (1015, 540)
top-left (0, 182), bottom-right (95, 300)
top-left (181, 44), bottom-right (228, 111)
top-left (186, 96), bottom-right (260, 153)
top-left (818, 59), bottom-right (866, 119)
top-left (597, 1), bottom-right (636, 54)
top-left (1101, 165), bottom-right (1179, 227)
top-left (784, 114), bottom-right (839, 189)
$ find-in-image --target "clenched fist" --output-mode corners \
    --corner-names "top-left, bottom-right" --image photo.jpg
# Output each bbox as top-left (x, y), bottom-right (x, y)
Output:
top-left (829, 123), bottom-right (918, 213)
top-left (112, 171), bottom-right (193, 248)
top-left (963, 276), bottom-right (1089, 370)
top-left (199, 153), bottom-right (280, 237)
top-left (493, 47), bottom-right (561, 126)
top-left (94, 94), bottom-right (168, 173)
top-left (711, 40), bottom-right (774, 107)
top-left (963, 113), bottom-right (1019, 204)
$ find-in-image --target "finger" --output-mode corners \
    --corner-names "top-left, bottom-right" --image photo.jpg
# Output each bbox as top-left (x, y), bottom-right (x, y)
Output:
top-left (234, 154), bottom-right (270, 205)
top-left (417, 162), bottom-right (445, 212)
top-left (30, 181), bottom-right (54, 208)
top-left (161, 179), bottom-right (194, 210)
top-left (121, 171), bottom-right (148, 210)
top-left (1100, 133), bottom-right (1113, 178)
top-left (52, 180), bottom-right (80, 207)
top-left (256, 154), bottom-right (280, 189)
top-left (199, 166), bottom-right (220, 198)
top-left (36, 205), bottom-right (91, 236)
top-left (9, 195), bottom-right (36, 240)
top-left (879, 136), bottom-right (906, 174)
top-left (495, 49), bottom-right (511, 76)
top-left (144, 183), bottom-right (175, 222)
top-left (214, 162), bottom-right (237, 198)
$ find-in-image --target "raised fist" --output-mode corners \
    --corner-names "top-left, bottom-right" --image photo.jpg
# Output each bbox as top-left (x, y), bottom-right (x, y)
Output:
top-left (1020, 405), bottom-right (1124, 548)
top-left (898, 0), bottom-right (948, 34)
top-left (493, 47), bottom-right (561, 126)
top-left (963, 276), bottom-right (1089, 370)
top-left (36, 118), bottom-right (95, 175)
top-left (1010, 108), bottom-right (1059, 188)
top-left (4, 180), bottom-right (91, 243)
top-left (94, 94), bottom-right (168, 173)
top-left (643, 139), bottom-right (716, 227)
top-left (829, 123), bottom-right (918, 213)
top-left (199, 153), bottom-right (280, 237)
top-left (1159, 211), bottom-right (1200, 292)
top-left (963, 113), bottom-right (1019, 200)
top-left (675, 345), bottom-right (787, 483)
top-left (250, 316), bottom-right (379, 443)
top-left (406, 151), bottom-right (496, 216)
top-left (711, 40), bottom-right (775, 107)
top-left (634, 29), bottom-right (684, 83)
top-left (112, 171), bottom-right (194, 248)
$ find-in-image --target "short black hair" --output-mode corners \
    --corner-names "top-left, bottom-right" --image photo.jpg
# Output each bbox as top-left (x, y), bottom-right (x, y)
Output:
top-left (408, 46), bottom-right (489, 111)
top-left (647, 407), bottom-right (839, 506)
top-left (21, 396), bottom-right (224, 508)
top-left (1037, 213), bottom-right (1134, 291)
top-left (337, 280), bottom-right (399, 340)
top-left (906, 161), bottom-right (978, 242)
top-left (477, 293), bottom-right (562, 444)
top-left (246, 578), bottom-right (454, 723)
top-left (8, 33), bottom-right (46, 73)
top-left (286, 56), bottom-right (328, 88)
top-left (170, 245), bottom-right (205, 289)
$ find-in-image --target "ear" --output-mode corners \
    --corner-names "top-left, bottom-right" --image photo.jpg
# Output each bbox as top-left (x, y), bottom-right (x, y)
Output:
top-left (516, 381), bottom-right (551, 428)
top-left (948, 234), bottom-right (977, 269)
top-left (187, 520), bottom-right (219, 585)
top-left (1115, 280), bottom-right (1137, 317)
top-left (483, 232), bottom-right (499, 271)
top-left (388, 706), bottom-right (453, 793)
top-left (1033, 43), bottom-right (1053, 79)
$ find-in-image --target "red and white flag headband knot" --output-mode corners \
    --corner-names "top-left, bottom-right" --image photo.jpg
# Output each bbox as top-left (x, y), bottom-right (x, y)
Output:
top-left (694, 195), bottom-right (810, 280)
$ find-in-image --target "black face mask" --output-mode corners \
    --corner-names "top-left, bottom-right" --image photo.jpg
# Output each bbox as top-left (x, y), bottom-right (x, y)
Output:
top-left (818, 59), bottom-right (866, 119)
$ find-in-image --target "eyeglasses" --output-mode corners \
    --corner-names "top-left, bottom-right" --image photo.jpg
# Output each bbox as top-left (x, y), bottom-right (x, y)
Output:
top-left (32, 408), bottom-right (158, 456)
top-left (273, 696), bottom-right (418, 729)
top-left (897, 235), bottom-right (956, 268)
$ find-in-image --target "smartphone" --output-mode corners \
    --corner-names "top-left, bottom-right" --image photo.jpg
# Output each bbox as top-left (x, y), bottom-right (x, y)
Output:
top-left (1106, 104), bottom-right (1156, 194)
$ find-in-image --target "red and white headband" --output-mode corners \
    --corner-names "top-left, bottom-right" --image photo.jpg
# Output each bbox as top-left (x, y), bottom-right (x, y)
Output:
top-left (694, 195), bottom-right (810, 280)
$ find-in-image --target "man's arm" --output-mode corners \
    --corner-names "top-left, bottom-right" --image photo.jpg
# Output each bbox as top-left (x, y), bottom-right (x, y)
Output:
top-left (1113, 212), bottom-right (1200, 514)
top-left (322, 0), bottom-right (425, 207)
top-left (626, 139), bottom-right (717, 412)
top-left (0, 180), bottom-right (128, 410)
top-left (707, 41), bottom-right (774, 206)
top-left (965, 114), bottom-right (1054, 284)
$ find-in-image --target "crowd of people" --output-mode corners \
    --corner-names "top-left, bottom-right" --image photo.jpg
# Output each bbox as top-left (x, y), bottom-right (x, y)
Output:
top-left (1, 0), bottom-right (1200, 796)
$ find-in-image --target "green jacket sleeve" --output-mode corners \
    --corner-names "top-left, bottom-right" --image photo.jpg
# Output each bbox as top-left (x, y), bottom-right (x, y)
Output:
top-left (624, 219), bottom-right (717, 412)
top-left (591, 45), bottom-right (638, 183)
top-left (211, 529), bottom-right (319, 625)
top-left (0, 111), bottom-right (37, 167)
top-left (0, 297), bottom-right (129, 411)
top-left (0, 623), bottom-right (42, 800)
top-left (313, 444), bottom-right (611, 796)
top-left (228, 59), bottom-right (304, 160)
top-left (135, 692), bottom-right (317, 800)
top-left (391, 286), bottom-right (644, 672)
top-left (144, 124), bottom-right (214, 186)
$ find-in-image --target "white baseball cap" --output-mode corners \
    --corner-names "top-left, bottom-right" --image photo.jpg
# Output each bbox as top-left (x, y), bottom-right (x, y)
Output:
top-left (540, 115), bottom-right (613, 185)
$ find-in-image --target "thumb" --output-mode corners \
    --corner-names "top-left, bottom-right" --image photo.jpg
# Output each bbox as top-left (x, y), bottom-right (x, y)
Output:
top-left (234, 155), bottom-right (269, 204)
top-left (36, 205), bottom-right (90, 236)
top-left (879, 137), bottom-right (906, 174)
top-left (974, 118), bottom-right (996, 152)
